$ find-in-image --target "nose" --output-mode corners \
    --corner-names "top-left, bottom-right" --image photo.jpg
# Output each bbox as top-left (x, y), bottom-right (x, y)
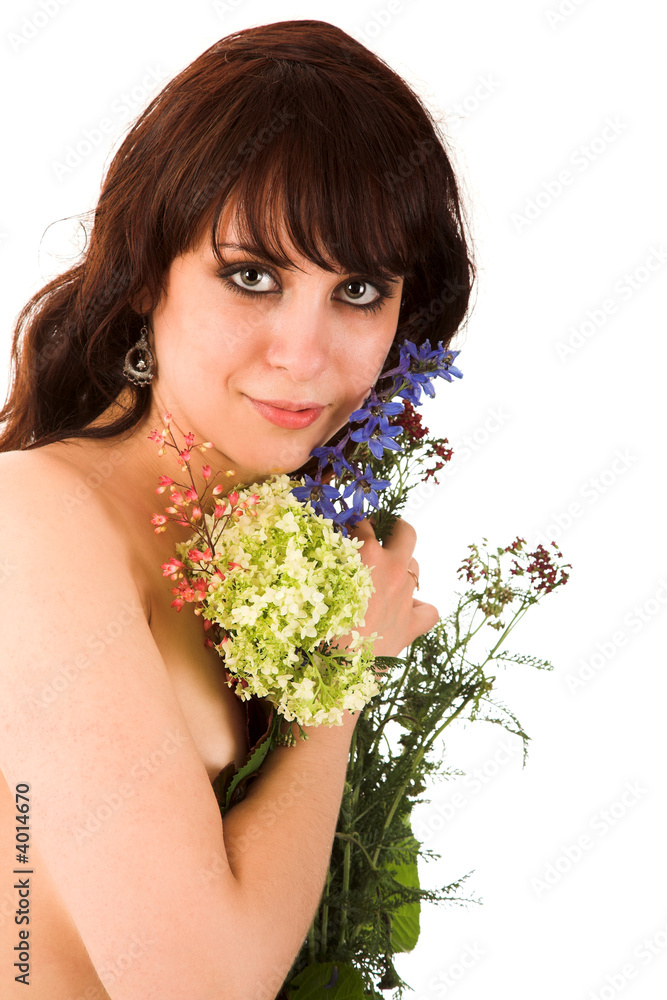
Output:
top-left (264, 294), bottom-right (330, 384)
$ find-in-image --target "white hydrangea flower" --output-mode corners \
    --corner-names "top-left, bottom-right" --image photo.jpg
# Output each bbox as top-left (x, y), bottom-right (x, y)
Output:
top-left (176, 474), bottom-right (380, 729)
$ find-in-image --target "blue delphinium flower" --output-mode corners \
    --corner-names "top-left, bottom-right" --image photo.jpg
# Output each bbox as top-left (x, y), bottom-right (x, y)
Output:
top-left (330, 503), bottom-right (360, 532)
top-left (379, 353), bottom-right (411, 381)
top-left (310, 443), bottom-right (354, 479)
top-left (386, 340), bottom-right (463, 403)
top-left (350, 421), bottom-right (403, 460)
top-left (349, 389), bottom-right (405, 435)
top-left (342, 465), bottom-right (392, 514)
top-left (412, 342), bottom-right (463, 393)
top-left (290, 340), bottom-right (462, 532)
top-left (394, 374), bottom-right (424, 406)
top-left (403, 340), bottom-right (463, 380)
top-left (380, 351), bottom-right (425, 405)
top-left (434, 347), bottom-right (463, 382)
top-left (402, 339), bottom-right (443, 366)
top-left (291, 473), bottom-right (342, 520)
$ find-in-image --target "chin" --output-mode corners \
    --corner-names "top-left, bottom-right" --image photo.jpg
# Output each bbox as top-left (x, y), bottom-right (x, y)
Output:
top-left (229, 454), bottom-right (308, 484)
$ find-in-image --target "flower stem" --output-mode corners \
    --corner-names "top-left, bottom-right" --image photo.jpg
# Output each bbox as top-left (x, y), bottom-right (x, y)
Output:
top-left (319, 869), bottom-right (331, 957)
top-left (376, 655), bottom-right (413, 741)
top-left (337, 725), bottom-right (358, 949)
top-left (308, 920), bottom-right (317, 964)
top-left (370, 696), bottom-right (471, 870)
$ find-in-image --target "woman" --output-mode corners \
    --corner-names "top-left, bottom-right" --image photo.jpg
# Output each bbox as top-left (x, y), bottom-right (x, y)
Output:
top-left (0, 19), bottom-right (473, 1000)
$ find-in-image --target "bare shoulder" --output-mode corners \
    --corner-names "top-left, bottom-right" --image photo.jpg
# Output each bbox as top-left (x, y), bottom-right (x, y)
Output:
top-left (0, 442), bottom-right (162, 757)
top-left (0, 441), bottom-right (150, 603)
top-left (0, 442), bottom-right (70, 487)
top-left (0, 441), bottom-right (129, 528)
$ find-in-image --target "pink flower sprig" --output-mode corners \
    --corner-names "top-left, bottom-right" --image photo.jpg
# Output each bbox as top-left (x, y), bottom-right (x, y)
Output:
top-left (148, 412), bottom-right (259, 620)
top-left (457, 536), bottom-right (572, 630)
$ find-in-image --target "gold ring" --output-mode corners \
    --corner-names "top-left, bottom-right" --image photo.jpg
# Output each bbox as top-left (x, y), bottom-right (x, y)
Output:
top-left (407, 568), bottom-right (420, 590)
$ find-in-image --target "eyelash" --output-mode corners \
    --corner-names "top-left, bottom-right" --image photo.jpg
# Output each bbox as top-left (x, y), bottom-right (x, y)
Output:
top-left (216, 261), bottom-right (396, 315)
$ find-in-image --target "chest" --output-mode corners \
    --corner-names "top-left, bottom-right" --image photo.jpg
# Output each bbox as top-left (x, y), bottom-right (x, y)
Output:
top-left (142, 558), bottom-right (250, 783)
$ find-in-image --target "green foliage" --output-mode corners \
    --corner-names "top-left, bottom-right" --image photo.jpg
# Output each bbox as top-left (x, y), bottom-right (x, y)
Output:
top-left (282, 534), bottom-right (571, 999)
top-left (382, 819), bottom-right (421, 954)
top-left (287, 962), bottom-right (368, 999)
top-left (213, 708), bottom-right (280, 815)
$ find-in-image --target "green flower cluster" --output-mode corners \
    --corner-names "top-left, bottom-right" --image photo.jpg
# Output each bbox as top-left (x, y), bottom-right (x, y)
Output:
top-left (175, 475), bottom-right (381, 728)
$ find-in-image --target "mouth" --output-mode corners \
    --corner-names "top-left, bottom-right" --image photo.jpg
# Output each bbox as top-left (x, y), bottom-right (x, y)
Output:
top-left (245, 395), bottom-right (326, 429)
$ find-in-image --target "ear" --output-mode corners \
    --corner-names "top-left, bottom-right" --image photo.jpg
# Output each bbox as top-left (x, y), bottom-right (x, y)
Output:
top-left (129, 288), bottom-right (152, 315)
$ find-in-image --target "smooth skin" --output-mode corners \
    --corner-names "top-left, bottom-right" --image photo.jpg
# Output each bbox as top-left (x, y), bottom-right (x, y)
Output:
top-left (0, 199), bottom-right (439, 999)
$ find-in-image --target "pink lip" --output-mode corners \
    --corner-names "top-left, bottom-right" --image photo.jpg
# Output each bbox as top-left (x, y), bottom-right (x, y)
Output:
top-left (246, 396), bottom-right (325, 429)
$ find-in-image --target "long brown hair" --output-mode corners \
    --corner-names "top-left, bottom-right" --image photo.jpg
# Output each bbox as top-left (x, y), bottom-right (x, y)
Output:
top-left (0, 19), bottom-right (475, 466)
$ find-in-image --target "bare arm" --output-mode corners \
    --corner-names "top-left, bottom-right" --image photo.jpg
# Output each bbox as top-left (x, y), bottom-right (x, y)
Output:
top-left (217, 516), bottom-right (439, 998)
top-left (219, 712), bottom-right (358, 999)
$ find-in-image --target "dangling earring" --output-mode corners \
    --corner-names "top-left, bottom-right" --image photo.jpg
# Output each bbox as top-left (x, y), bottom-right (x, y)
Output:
top-left (123, 317), bottom-right (155, 385)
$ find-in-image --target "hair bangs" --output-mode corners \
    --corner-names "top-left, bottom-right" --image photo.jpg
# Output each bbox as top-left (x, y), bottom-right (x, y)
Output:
top-left (204, 66), bottom-right (426, 284)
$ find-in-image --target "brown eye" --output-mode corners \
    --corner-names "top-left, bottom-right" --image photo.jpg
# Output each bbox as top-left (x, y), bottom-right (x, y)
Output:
top-left (345, 280), bottom-right (366, 298)
top-left (338, 279), bottom-right (381, 307)
top-left (239, 268), bottom-right (263, 287)
top-left (224, 264), bottom-right (279, 294)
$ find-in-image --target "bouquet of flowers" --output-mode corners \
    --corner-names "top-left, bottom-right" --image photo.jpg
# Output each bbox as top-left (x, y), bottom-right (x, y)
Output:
top-left (150, 339), bottom-right (571, 998)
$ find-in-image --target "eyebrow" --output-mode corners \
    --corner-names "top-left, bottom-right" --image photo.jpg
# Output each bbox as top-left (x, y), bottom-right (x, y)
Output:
top-left (218, 243), bottom-right (402, 283)
top-left (217, 242), bottom-right (299, 270)
top-left (219, 242), bottom-right (268, 252)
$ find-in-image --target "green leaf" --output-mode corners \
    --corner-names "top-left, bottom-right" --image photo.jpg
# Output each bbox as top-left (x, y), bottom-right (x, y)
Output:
top-left (386, 850), bottom-right (421, 953)
top-left (212, 705), bottom-right (278, 816)
top-left (373, 655), bottom-right (407, 672)
top-left (351, 816), bottom-right (422, 956)
top-left (383, 822), bottom-right (421, 953)
top-left (286, 962), bottom-right (368, 999)
top-left (223, 733), bottom-right (273, 813)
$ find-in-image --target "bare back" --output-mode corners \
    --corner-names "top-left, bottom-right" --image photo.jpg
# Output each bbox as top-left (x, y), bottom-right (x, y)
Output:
top-left (0, 442), bottom-right (249, 998)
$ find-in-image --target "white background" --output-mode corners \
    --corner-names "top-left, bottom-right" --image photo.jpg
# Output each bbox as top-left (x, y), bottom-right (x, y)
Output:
top-left (1, 1), bottom-right (665, 998)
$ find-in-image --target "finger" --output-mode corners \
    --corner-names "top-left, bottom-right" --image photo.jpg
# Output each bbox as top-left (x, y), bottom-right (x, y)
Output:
top-left (381, 516), bottom-right (417, 560)
top-left (405, 562), bottom-right (420, 593)
top-left (410, 600), bottom-right (440, 639)
top-left (347, 516), bottom-right (376, 539)
top-left (347, 517), bottom-right (381, 553)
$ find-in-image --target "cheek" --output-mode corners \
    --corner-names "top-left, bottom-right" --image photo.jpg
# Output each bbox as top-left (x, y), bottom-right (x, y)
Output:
top-left (161, 318), bottom-right (255, 389)
top-left (161, 270), bottom-right (260, 361)
top-left (211, 308), bottom-right (268, 360)
top-left (327, 342), bottom-right (394, 430)
top-left (341, 333), bottom-right (396, 397)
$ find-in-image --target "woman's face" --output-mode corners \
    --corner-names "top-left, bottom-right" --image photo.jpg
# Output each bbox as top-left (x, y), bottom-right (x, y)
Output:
top-left (146, 206), bottom-right (404, 483)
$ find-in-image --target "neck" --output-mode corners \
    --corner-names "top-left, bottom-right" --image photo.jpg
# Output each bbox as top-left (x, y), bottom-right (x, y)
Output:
top-left (78, 385), bottom-right (258, 552)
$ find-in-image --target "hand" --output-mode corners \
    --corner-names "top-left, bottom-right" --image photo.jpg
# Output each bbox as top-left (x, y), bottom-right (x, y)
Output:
top-left (345, 516), bottom-right (440, 663)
